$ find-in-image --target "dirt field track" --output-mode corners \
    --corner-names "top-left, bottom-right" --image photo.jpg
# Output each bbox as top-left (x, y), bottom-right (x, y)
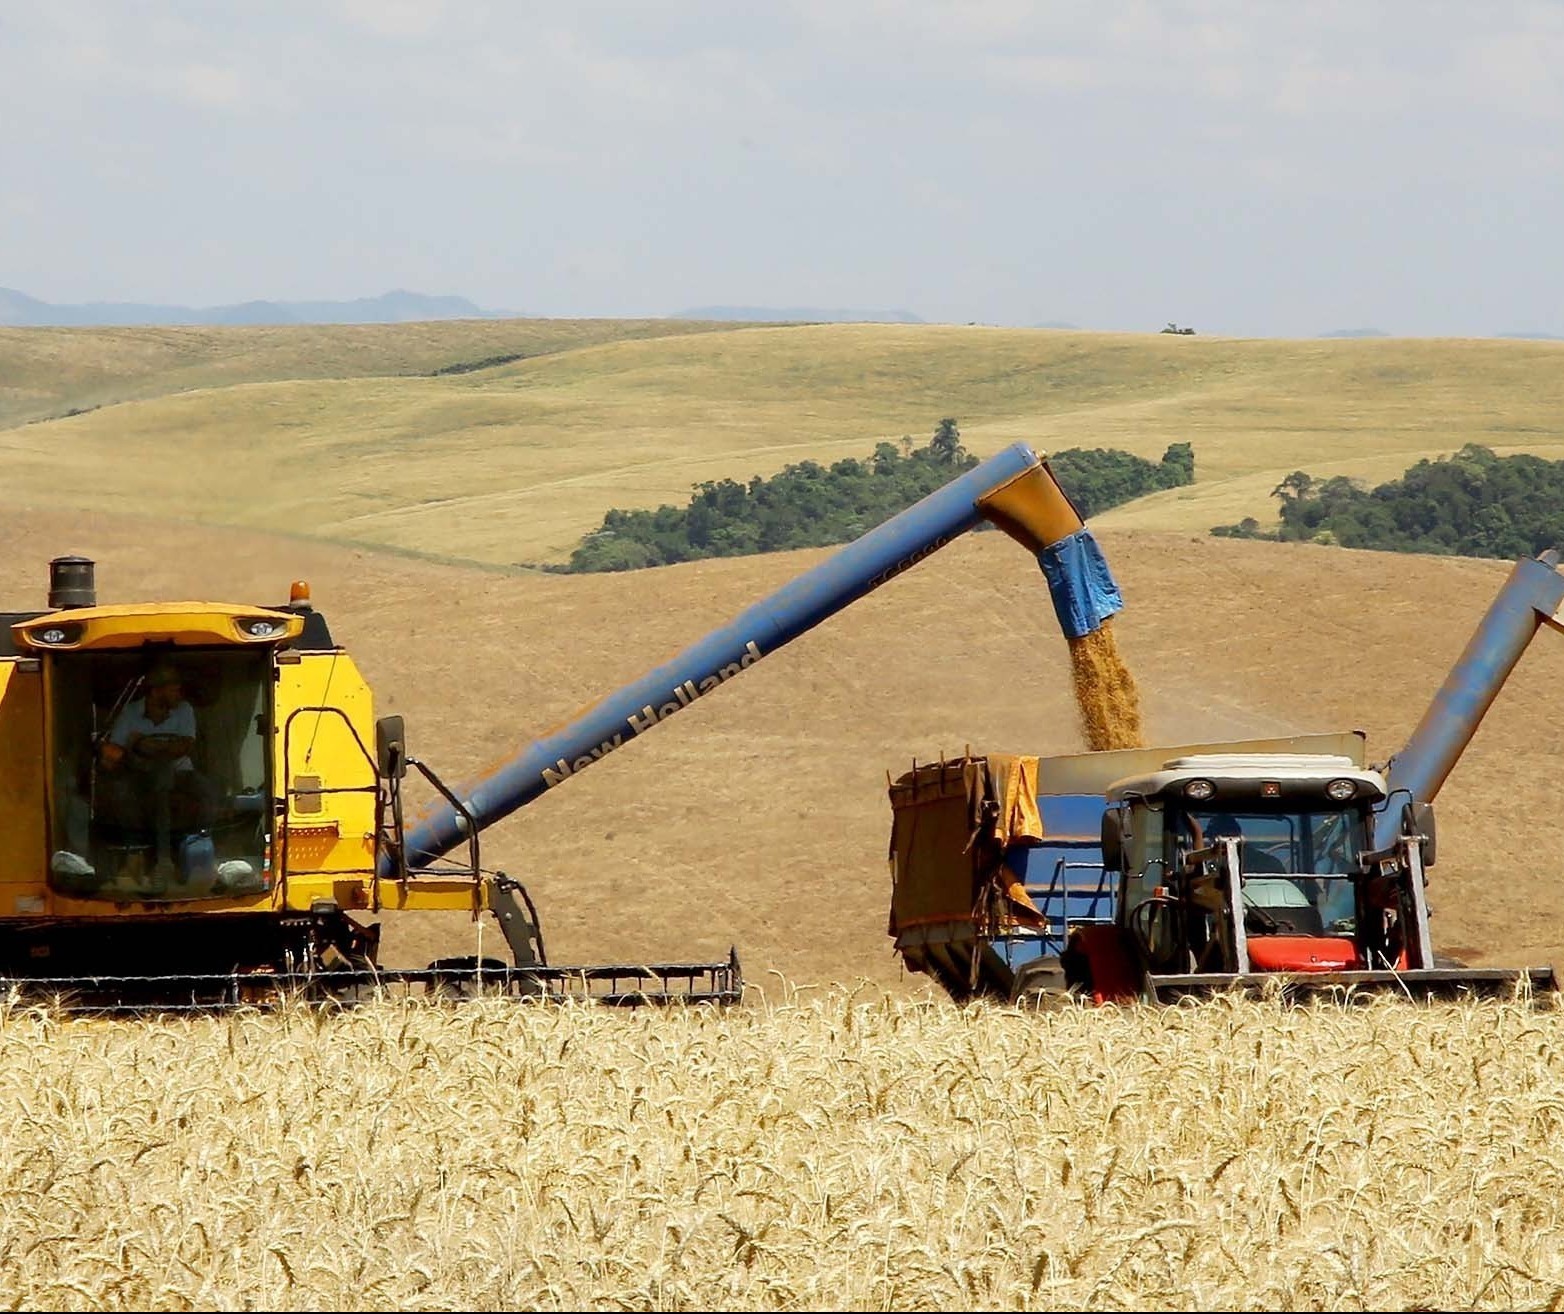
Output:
top-left (3, 506), bottom-right (1561, 985)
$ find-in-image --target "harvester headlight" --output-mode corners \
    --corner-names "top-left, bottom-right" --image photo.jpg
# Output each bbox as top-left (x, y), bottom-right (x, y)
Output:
top-left (1184, 778), bottom-right (1215, 801)
top-left (1325, 778), bottom-right (1358, 802)
top-left (32, 622), bottom-right (81, 646)
top-left (244, 618), bottom-right (281, 638)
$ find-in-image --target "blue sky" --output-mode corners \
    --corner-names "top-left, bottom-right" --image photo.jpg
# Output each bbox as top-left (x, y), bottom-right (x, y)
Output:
top-left (3, 1), bottom-right (1561, 335)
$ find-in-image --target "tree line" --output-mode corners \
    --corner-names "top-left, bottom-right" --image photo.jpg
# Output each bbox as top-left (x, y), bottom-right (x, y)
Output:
top-left (1211, 444), bottom-right (1564, 559)
top-left (559, 422), bottom-right (1194, 573)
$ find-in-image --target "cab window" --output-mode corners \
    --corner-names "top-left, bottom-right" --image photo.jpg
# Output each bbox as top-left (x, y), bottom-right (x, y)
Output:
top-left (47, 649), bottom-right (271, 902)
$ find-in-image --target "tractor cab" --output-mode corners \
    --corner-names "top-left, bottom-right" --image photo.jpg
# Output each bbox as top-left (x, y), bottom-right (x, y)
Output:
top-left (1101, 753), bottom-right (1417, 978)
top-left (11, 563), bottom-right (304, 904)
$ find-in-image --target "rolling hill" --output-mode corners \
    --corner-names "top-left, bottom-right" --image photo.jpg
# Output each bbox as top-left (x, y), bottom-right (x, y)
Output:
top-left (0, 316), bottom-right (747, 429)
top-left (3, 324), bottom-right (1562, 567)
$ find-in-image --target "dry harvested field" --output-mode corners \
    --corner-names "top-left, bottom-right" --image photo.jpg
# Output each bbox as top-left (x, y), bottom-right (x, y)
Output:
top-left (2, 324), bottom-right (1562, 563)
top-left (4, 991), bottom-right (1564, 1310)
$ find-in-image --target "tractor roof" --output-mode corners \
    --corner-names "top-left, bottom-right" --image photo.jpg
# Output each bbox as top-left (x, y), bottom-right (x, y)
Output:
top-left (1106, 753), bottom-right (1388, 805)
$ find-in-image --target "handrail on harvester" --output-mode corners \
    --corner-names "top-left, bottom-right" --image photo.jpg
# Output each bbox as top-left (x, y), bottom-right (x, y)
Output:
top-left (390, 441), bottom-right (1119, 874)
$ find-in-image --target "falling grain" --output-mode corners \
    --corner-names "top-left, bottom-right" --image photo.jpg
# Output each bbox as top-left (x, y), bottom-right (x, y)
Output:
top-left (1068, 619), bottom-right (1144, 751)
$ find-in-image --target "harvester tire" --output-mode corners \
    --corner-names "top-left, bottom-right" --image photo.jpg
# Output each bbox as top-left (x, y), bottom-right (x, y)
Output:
top-left (1010, 957), bottom-right (1074, 1009)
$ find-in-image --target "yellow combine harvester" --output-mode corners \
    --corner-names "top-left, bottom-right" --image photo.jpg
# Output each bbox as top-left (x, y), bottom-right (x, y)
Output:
top-left (0, 557), bottom-right (739, 1007)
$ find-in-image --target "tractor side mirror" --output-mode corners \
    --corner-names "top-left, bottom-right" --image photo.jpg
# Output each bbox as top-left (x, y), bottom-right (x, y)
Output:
top-left (1100, 807), bottom-right (1123, 871)
top-left (1409, 801), bottom-right (1437, 866)
top-left (376, 715), bottom-right (407, 780)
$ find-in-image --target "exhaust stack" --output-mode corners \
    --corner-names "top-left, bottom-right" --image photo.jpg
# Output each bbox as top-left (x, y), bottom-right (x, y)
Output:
top-left (47, 556), bottom-right (96, 610)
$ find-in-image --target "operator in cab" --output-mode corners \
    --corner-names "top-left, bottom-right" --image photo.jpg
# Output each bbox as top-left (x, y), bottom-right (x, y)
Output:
top-left (1200, 812), bottom-right (1350, 936)
top-left (1202, 814), bottom-right (1286, 873)
top-left (97, 661), bottom-right (217, 880)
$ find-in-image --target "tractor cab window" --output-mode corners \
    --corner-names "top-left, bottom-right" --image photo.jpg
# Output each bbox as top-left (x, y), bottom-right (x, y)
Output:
top-left (47, 649), bottom-right (272, 902)
top-left (1179, 807), bottom-right (1364, 936)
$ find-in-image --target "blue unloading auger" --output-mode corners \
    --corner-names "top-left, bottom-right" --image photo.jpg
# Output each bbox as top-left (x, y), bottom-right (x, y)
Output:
top-left (1374, 548), bottom-right (1564, 851)
top-left (389, 442), bottom-right (1135, 876)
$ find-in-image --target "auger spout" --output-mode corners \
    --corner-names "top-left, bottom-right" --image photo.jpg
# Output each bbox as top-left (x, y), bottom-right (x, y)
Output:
top-left (391, 441), bottom-right (1132, 874)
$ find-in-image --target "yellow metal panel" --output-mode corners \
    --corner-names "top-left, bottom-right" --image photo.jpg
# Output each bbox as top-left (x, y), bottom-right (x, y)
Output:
top-left (277, 872), bottom-right (485, 914)
top-left (0, 660), bottom-right (46, 884)
top-left (274, 650), bottom-right (379, 883)
top-left (13, 603), bottom-right (302, 652)
top-left (46, 889), bottom-right (279, 918)
top-left (976, 460), bottom-right (1085, 551)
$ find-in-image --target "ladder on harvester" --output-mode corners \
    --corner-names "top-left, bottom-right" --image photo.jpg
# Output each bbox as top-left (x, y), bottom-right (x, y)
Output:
top-left (986, 830), bottom-right (1117, 999)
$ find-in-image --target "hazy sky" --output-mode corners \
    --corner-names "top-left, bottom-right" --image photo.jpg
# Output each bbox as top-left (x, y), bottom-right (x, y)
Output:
top-left (3, 1), bottom-right (1561, 336)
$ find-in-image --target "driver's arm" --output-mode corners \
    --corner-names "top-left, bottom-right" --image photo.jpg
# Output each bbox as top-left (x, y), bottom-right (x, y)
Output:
top-left (101, 706), bottom-right (139, 769)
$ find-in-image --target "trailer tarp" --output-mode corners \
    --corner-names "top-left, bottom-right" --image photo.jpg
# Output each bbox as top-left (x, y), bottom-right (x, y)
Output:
top-left (887, 754), bottom-right (1046, 936)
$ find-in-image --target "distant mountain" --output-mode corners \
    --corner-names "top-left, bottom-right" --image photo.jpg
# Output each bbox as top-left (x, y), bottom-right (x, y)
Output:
top-left (671, 305), bottom-right (925, 324)
top-left (0, 287), bottom-right (516, 327)
top-left (1319, 327), bottom-right (1390, 338)
top-left (1496, 330), bottom-right (1564, 341)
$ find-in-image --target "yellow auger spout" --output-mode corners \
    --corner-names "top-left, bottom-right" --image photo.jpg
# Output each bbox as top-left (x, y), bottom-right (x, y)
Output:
top-left (977, 462), bottom-right (1143, 750)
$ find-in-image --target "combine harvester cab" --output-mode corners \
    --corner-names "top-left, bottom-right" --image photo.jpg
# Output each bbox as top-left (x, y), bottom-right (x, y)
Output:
top-left (891, 550), bottom-right (1564, 1005)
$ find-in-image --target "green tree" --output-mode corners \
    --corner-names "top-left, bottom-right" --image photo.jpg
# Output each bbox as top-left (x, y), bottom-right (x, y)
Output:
top-left (1212, 445), bottom-right (1564, 560)
top-left (563, 426), bottom-right (1196, 572)
top-left (928, 418), bottom-right (965, 464)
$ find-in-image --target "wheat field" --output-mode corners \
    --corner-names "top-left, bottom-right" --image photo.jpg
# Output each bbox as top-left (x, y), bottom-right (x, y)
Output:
top-left (3, 988), bottom-right (1563, 1311)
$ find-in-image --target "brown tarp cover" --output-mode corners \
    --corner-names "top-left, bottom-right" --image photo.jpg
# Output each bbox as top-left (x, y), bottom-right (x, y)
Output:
top-left (887, 753), bottom-right (1047, 938)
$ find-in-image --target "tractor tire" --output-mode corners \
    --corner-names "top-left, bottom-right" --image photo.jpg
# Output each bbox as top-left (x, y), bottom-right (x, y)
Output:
top-left (1010, 957), bottom-right (1075, 1009)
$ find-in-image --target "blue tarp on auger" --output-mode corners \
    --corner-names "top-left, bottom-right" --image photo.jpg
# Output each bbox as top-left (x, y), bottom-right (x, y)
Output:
top-left (1037, 528), bottom-right (1124, 640)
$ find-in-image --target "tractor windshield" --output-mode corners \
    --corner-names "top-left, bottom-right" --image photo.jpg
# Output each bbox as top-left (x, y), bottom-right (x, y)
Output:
top-left (47, 649), bottom-right (272, 902)
top-left (1182, 807), bottom-right (1363, 934)
top-left (1185, 807), bottom-right (1359, 873)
